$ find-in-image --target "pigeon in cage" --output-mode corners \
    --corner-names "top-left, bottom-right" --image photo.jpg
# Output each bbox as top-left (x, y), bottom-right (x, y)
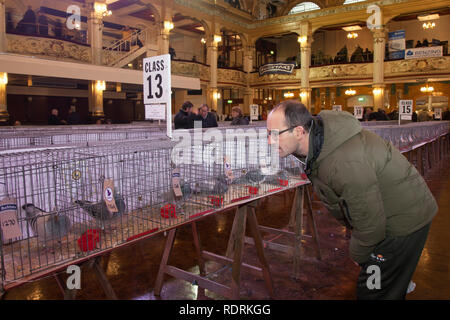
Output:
top-left (22, 203), bottom-right (72, 253)
top-left (232, 168), bottom-right (290, 186)
top-left (193, 174), bottom-right (229, 195)
top-left (74, 193), bottom-right (126, 231)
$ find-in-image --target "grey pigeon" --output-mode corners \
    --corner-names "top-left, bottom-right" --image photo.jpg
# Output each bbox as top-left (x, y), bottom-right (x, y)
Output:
top-left (75, 193), bottom-right (126, 230)
top-left (233, 169), bottom-right (290, 186)
top-left (194, 174), bottom-right (229, 195)
top-left (22, 203), bottom-right (72, 250)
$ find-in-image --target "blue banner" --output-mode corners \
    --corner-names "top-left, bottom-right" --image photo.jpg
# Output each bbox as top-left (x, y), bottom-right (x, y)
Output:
top-left (388, 30), bottom-right (406, 60)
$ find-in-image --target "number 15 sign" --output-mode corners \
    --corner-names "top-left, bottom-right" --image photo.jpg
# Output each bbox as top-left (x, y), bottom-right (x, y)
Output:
top-left (143, 54), bottom-right (172, 138)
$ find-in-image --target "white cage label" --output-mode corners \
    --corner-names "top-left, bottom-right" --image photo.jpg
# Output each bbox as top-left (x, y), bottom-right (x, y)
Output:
top-left (103, 179), bottom-right (118, 213)
top-left (172, 168), bottom-right (183, 197)
top-left (0, 197), bottom-right (21, 241)
top-left (224, 156), bottom-right (234, 181)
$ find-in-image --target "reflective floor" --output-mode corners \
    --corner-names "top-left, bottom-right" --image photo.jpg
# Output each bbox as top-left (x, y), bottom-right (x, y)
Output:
top-left (3, 154), bottom-right (450, 300)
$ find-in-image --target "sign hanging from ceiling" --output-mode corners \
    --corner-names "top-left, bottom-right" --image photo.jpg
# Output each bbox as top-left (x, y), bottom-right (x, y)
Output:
top-left (259, 62), bottom-right (296, 76)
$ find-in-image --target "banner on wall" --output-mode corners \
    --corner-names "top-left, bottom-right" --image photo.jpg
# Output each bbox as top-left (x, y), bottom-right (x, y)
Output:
top-left (259, 62), bottom-right (296, 76)
top-left (405, 46), bottom-right (443, 60)
top-left (388, 30), bottom-right (405, 60)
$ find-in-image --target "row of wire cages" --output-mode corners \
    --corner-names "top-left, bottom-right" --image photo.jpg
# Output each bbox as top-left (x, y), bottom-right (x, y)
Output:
top-left (0, 129), bottom-right (306, 288)
top-left (0, 128), bottom-right (168, 151)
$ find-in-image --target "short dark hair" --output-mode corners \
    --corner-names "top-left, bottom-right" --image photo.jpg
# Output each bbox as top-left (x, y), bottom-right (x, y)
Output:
top-left (272, 100), bottom-right (314, 132)
top-left (181, 101), bottom-right (193, 111)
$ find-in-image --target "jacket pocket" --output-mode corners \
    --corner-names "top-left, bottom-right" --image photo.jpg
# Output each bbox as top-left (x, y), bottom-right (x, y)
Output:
top-left (339, 200), bottom-right (353, 229)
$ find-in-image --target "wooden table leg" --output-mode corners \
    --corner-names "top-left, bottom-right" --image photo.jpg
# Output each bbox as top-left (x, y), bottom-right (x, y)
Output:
top-left (305, 186), bottom-right (322, 260)
top-left (154, 228), bottom-right (177, 296)
top-left (292, 186), bottom-right (304, 280)
top-left (247, 206), bottom-right (274, 298)
top-left (230, 206), bottom-right (247, 299)
top-left (288, 188), bottom-right (299, 229)
top-left (191, 222), bottom-right (206, 277)
top-left (226, 207), bottom-right (240, 259)
top-left (91, 256), bottom-right (118, 300)
top-left (53, 273), bottom-right (78, 300)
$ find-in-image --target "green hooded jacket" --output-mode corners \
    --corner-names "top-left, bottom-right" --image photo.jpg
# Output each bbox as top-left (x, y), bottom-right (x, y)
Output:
top-left (304, 110), bottom-right (437, 263)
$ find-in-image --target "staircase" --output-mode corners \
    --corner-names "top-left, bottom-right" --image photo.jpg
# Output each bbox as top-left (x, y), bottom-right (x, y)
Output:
top-left (103, 28), bottom-right (148, 68)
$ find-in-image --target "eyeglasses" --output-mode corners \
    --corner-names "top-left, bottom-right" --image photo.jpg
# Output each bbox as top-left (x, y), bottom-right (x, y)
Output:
top-left (267, 126), bottom-right (296, 138)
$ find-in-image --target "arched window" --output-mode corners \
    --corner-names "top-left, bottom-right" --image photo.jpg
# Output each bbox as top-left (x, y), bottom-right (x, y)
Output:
top-left (288, 2), bottom-right (321, 15)
top-left (343, 0), bottom-right (367, 4)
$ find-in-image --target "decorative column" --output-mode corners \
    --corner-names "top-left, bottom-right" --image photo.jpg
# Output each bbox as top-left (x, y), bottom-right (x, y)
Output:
top-left (159, 20), bottom-right (172, 55)
top-left (145, 24), bottom-right (159, 57)
top-left (207, 34), bottom-right (221, 111)
top-left (372, 27), bottom-right (386, 110)
top-left (87, 1), bottom-right (105, 65)
top-left (0, 72), bottom-right (8, 124)
top-left (0, 0), bottom-right (6, 52)
top-left (88, 80), bottom-right (105, 121)
top-left (298, 23), bottom-right (312, 110)
top-left (243, 42), bottom-right (255, 115)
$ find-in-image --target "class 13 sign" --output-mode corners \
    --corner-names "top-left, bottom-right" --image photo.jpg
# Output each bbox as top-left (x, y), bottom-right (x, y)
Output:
top-left (143, 54), bottom-right (172, 138)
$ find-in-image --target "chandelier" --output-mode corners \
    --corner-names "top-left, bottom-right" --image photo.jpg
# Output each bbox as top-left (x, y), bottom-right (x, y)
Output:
top-left (422, 22), bottom-right (436, 29)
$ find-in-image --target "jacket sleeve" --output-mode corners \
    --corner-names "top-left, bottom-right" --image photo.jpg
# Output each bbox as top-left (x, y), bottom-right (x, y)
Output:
top-left (329, 160), bottom-right (386, 263)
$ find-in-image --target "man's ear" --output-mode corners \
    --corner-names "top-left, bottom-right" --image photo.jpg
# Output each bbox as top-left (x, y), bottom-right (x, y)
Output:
top-left (293, 126), bottom-right (305, 139)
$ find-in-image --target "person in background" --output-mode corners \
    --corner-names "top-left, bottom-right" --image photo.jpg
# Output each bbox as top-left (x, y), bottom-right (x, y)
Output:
top-left (210, 109), bottom-right (219, 122)
top-left (121, 26), bottom-right (132, 51)
top-left (17, 6), bottom-right (36, 34)
top-left (230, 106), bottom-right (249, 125)
top-left (37, 9), bottom-right (48, 36)
top-left (196, 104), bottom-right (218, 128)
top-left (363, 107), bottom-right (373, 122)
top-left (412, 110), bottom-right (418, 122)
top-left (67, 105), bottom-right (81, 125)
top-left (14, 120), bottom-right (22, 126)
top-left (169, 47), bottom-right (176, 60)
top-left (53, 18), bottom-right (63, 38)
top-left (266, 100), bottom-right (437, 300)
top-left (442, 107), bottom-right (450, 121)
top-left (174, 101), bottom-right (197, 129)
top-left (418, 109), bottom-right (431, 122)
top-left (105, 119), bottom-right (112, 124)
top-left (48, 108), bottom-right (65, 125)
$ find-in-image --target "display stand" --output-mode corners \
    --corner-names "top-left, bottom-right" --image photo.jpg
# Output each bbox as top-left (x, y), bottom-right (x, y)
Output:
top-left (153, 200), bottom-right (274, 299)
top-left (53, 252), bottom-right (117, 300)
top-left (244, 184), bottom-right (322, 280)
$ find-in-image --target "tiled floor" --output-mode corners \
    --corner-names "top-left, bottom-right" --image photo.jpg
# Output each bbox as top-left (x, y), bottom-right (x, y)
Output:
top-left (3, 154), bottom-right (449, 300)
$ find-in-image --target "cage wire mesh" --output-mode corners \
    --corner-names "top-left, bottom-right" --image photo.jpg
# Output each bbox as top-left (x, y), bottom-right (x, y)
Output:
top-left (0, 126), bottom-right (307, 289)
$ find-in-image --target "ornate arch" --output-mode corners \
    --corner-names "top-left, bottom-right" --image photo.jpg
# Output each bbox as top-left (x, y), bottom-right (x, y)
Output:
top-left (280, 0), bottom-right (325, 16)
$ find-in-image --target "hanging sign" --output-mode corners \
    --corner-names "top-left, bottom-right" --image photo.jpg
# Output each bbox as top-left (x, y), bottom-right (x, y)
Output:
top-left (332, 105), bottom-right (342, 112)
